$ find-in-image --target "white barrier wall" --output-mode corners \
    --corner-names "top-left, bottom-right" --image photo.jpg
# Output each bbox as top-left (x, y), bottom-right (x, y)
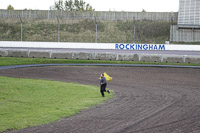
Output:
top-left (0, 41), bottom-right (200, 51)
top-left (0, 42), bottom-right (114, 49)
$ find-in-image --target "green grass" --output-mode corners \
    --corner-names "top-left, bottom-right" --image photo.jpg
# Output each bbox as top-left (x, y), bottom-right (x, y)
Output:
top-left (0, 57), bottom-right (200, 67)
top-left (0, 76), bottom-right (113, 132)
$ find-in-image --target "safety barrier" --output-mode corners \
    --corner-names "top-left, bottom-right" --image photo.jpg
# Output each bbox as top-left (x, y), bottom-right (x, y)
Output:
top-left (0, 42), bottom-right (200, 51)
top-left (1, 49), bottom-right (200, 64)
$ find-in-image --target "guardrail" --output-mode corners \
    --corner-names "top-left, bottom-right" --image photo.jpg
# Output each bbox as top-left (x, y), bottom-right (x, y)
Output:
top-left (0, 48), bottom-right (200, 64)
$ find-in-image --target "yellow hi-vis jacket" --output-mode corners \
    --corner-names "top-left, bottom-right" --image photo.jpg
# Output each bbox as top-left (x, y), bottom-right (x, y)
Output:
top-left (99, 72), bottom-right (112, 81)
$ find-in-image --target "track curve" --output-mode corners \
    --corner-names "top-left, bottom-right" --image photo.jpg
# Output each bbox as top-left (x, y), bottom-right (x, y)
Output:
top-left (1, 66), bottom-right (200, 133)
top-left (1, 64), bottom-right (200, 70)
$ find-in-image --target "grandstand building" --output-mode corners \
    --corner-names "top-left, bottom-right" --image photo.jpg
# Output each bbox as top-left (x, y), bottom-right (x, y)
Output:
top-left (170, 0), bottom-right (200, 43)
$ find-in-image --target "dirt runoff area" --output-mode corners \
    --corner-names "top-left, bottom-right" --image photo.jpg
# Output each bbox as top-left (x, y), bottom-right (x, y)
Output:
top-left (1, 66), bottom-right (200, 133)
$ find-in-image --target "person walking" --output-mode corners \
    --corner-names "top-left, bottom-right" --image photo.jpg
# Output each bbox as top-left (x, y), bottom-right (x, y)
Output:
top-left (100, 73), bottom-right (110, 97)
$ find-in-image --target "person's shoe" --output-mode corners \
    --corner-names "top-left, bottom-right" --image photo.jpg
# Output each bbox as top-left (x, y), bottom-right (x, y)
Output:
top-left (107, 90), bottom-right (110, 94)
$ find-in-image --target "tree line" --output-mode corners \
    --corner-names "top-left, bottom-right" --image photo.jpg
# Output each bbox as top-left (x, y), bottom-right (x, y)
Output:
top-left (7, 0), bottom-right (94, 11)
top-left (52, 0), bottom-right (94, 11)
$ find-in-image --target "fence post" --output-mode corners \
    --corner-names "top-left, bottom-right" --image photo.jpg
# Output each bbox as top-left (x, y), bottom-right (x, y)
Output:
top-left (48, 10), bottom-right (50, 19)
top-left (8, 10), bottom-right (11, 18)
top-left (171, 12), bottom-right (174, 42)
top-left (57, 16), bottom-right (60, 42)
top-left (73, 12), bottom-right (75, 20)
top-left (21, 10), bottom-right (23, 17)
top-left (19, 15), bottom-right (23, 41)
top-left (94, 16), bottom-right (98, 43)
top-left (133, 17), bottom-right (136, 43)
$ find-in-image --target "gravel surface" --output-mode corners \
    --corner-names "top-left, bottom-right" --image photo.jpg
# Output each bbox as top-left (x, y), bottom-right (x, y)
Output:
top-left (1, 66), bottom-right (200, 133)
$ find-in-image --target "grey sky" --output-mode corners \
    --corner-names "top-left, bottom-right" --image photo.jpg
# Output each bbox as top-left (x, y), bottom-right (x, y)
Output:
top-left (0, 0), bottom-right (179, 12)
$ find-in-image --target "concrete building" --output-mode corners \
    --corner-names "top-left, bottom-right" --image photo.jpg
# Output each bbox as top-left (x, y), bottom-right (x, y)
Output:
top-left (178, 0), bottom-right (200, 28)
top-left (170, 0), bottom-right (200, 43)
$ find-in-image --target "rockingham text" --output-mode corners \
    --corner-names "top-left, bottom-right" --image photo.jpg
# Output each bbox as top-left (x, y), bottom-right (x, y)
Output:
top-left (115, 44), bottom-right (166, 50)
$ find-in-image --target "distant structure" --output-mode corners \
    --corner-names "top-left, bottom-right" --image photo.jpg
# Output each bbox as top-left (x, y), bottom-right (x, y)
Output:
top-left (178, 0), bottom-right (200, 28)
top-left (170, 0), bottom-right (200, 43)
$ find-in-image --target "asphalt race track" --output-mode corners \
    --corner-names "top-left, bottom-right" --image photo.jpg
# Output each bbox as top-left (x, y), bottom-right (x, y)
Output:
top-left (1, 47), bottom-right (200, 56)
top-left (1, 66), bottom-right (200, 133)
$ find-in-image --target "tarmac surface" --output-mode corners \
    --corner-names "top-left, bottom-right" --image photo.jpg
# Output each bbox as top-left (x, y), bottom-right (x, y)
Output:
top-left (1, 47), bottom-right (200, 56)
top-left (1, 66), bottom-right (200, 133)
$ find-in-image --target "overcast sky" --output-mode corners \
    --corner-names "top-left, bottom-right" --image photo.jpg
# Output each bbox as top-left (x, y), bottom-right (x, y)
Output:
top-left (0, 0), bottom-right (179, 12)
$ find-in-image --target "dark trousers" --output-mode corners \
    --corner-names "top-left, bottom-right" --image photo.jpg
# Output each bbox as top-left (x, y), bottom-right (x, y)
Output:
top-left (100, 83), bottom-right (107, 97)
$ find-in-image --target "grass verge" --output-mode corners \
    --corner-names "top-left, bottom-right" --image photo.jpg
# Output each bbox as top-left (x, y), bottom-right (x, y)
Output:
top-left (0, 76), bottom-right (113, 132)
top-left (0, 57), bottom-right (200, 66)
top-left (0, 19), bottom-right (171, 43)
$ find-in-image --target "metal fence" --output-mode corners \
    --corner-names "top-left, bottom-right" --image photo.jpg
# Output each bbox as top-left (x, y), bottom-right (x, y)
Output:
top-left (0, 10), bottom-right (177, 44)
top-left (0, 10), bottom-right (178, 21)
